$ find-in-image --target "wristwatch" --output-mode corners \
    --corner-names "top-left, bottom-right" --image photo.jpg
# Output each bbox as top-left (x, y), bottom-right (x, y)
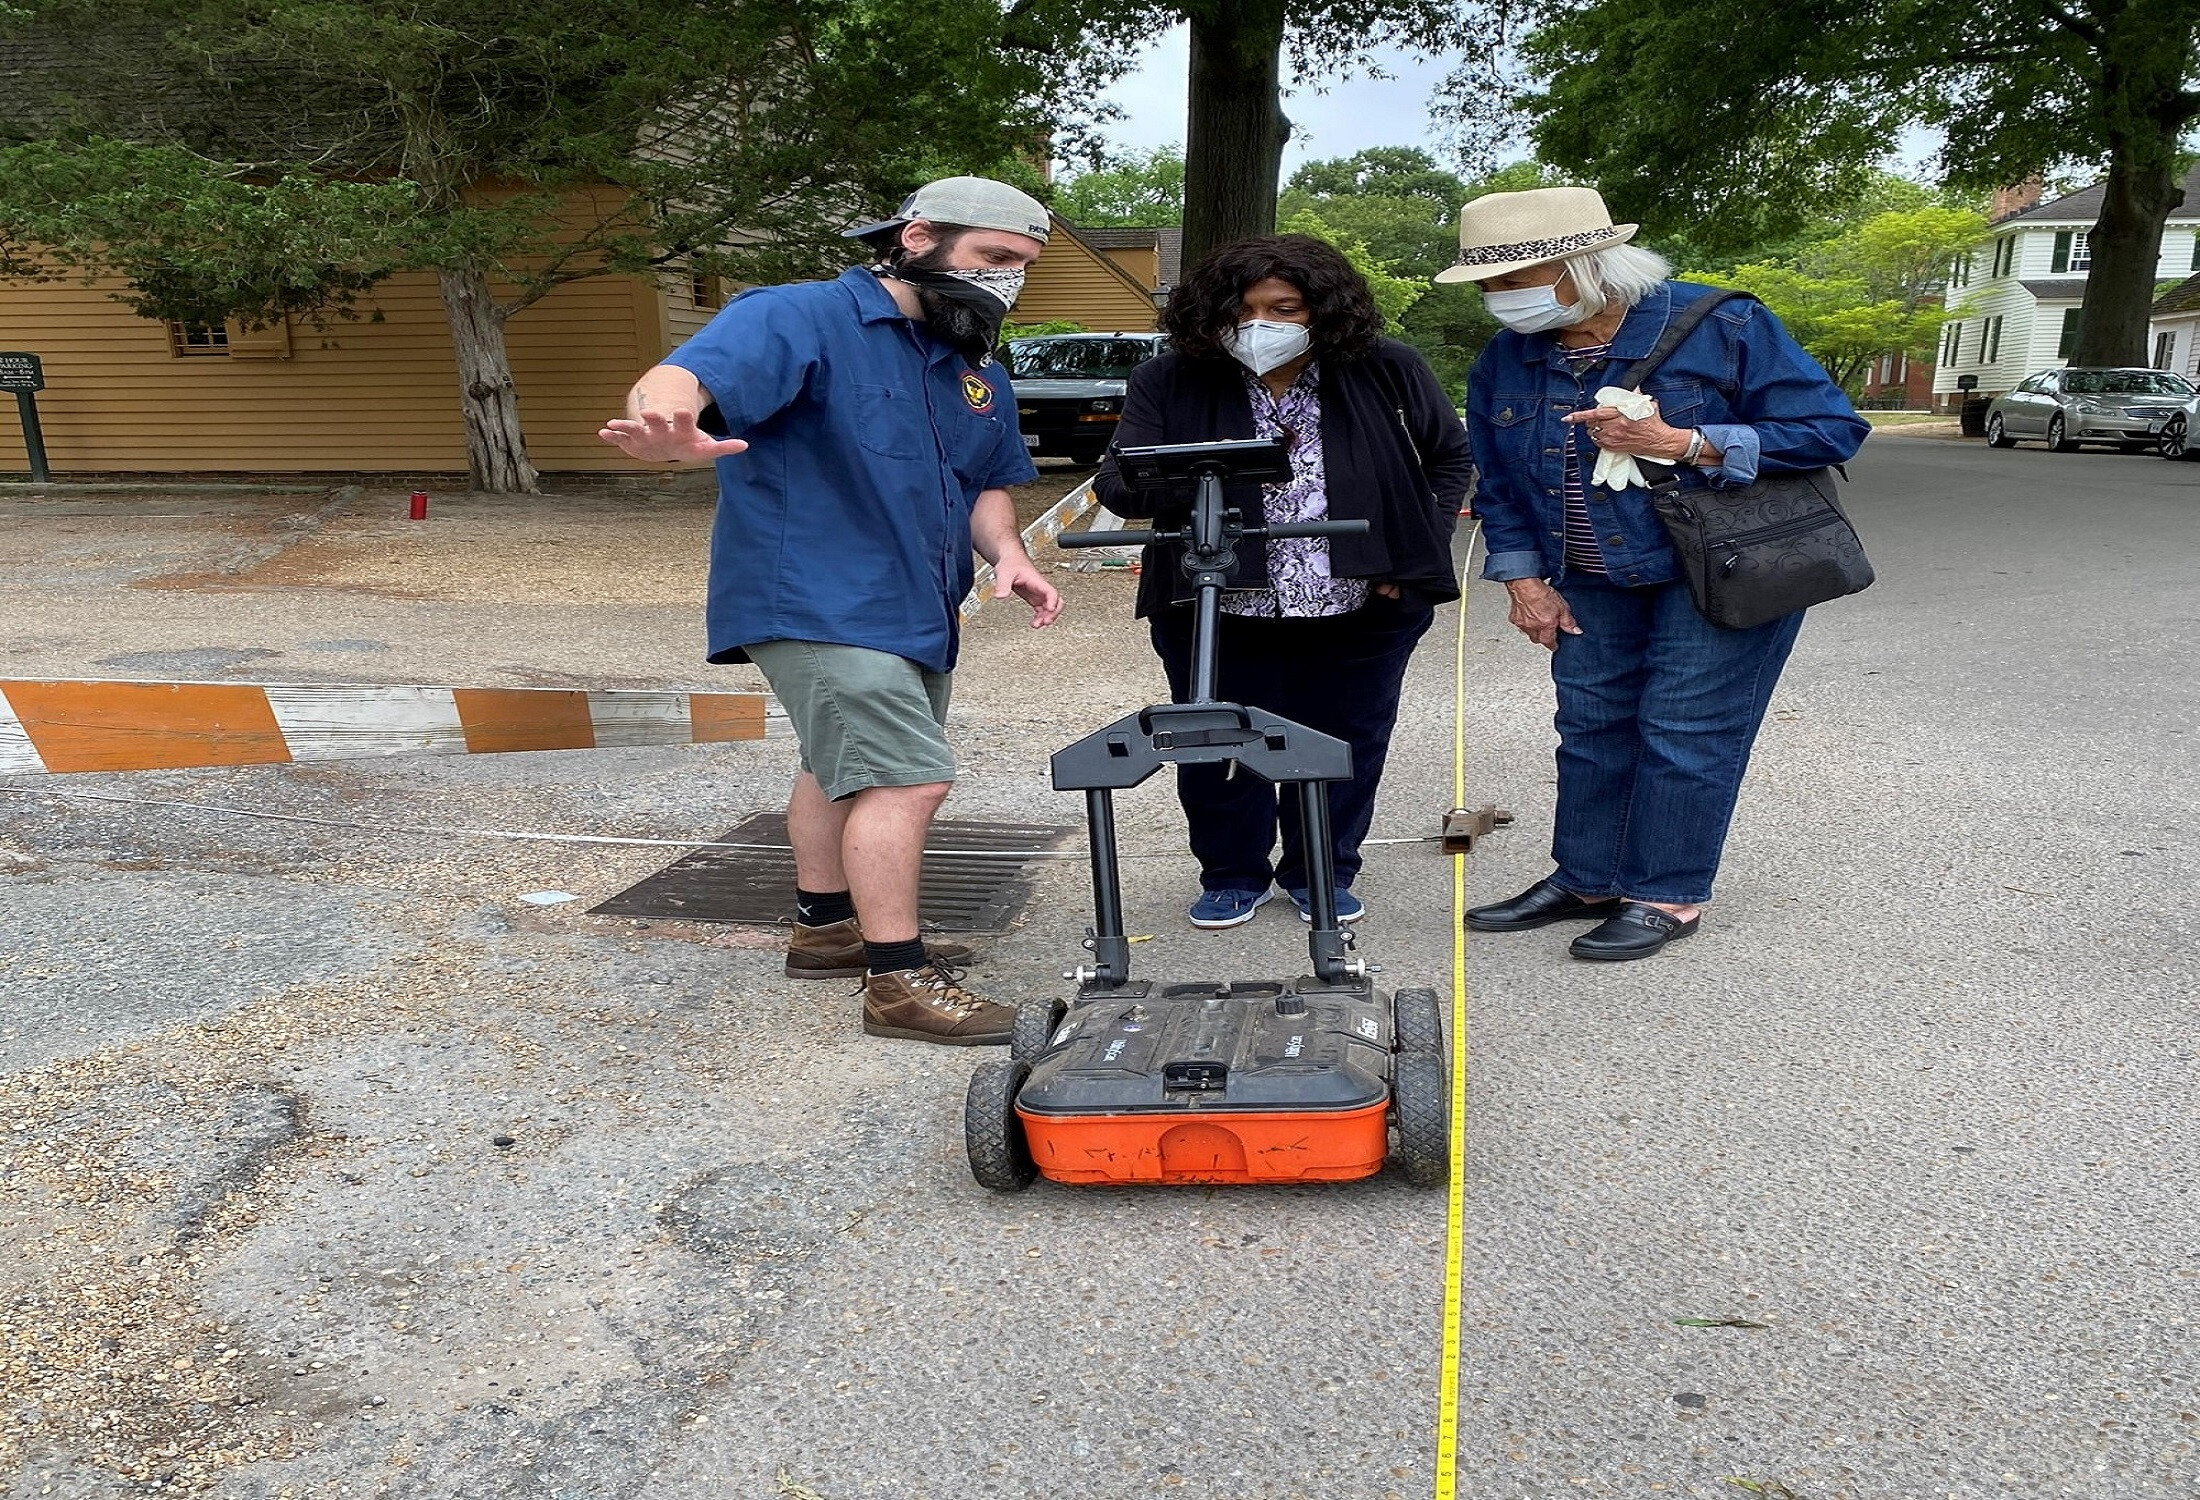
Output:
top-left (1680, 429), bottom-right (1707, 466)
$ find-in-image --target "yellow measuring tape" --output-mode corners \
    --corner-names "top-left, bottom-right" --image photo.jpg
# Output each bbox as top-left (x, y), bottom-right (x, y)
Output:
top-left (1434, 522), bottom-right (1481, 1500)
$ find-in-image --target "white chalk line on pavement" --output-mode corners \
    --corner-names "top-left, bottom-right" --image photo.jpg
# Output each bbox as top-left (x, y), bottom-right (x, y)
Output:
top-left (0, 785), bottom-right (1450, 860)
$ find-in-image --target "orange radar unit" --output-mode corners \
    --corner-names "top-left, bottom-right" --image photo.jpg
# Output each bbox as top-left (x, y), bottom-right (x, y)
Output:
top-left (962, 440), bottom-right (1451, 1193)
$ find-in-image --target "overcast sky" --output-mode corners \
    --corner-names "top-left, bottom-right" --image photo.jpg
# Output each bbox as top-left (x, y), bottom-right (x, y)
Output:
top-left (1078, 30), bottom-right (1477, 172)
top-left (1073, 26), bottom-right (1942, 180)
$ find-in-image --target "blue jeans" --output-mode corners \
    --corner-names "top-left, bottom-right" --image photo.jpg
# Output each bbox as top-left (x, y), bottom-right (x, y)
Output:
top-left (1548, 577), bottom-right (1803, 905)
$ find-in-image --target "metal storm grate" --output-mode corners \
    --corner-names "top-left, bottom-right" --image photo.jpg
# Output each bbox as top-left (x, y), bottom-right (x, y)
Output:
top-left (588, 812), bottom-right (1076, 932)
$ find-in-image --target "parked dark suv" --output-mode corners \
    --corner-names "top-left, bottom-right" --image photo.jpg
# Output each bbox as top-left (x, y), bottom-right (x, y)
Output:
top-left (1004, 333), bottom-right (1165, 465)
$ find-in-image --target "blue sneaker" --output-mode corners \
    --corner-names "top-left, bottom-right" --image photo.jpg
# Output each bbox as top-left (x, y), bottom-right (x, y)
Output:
top-left (1286, 887), bottom-right (1365, 924)
top-left (1188, 887), bottom-right (1275, 929)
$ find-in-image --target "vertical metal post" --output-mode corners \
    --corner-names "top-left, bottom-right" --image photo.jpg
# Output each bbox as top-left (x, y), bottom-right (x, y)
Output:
top-left (1083, 788), bottom-right (1132, 986)
top-left (15, 391), bottom-right (48, 485)
top-left (1297, 779), bottom-right (1350, 982)
top-left (1187, 469), bottom-right (1224, 704)
top-left (1188, 585), bottom-right (1222, 705)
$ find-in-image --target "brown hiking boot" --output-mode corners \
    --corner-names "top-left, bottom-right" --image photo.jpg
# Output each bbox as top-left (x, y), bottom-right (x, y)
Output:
top-left (861, 964), bottom-right (1015, 1046)
top-left (784, 918), bottom-right (978, 980)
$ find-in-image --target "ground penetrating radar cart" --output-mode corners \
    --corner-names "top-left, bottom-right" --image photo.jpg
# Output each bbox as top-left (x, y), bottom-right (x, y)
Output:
top-left (963, 438), bottom-right (1451, 1191)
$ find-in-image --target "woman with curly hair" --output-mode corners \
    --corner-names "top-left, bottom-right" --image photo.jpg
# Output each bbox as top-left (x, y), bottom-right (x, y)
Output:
top-left (1096, 234), bottom-right (1475, 929)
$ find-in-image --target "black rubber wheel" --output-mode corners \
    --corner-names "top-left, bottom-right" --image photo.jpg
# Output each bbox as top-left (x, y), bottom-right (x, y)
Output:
top-left (1010, 998), bottom-right (1068, 1065)
top-left (1985, 414), bottom-right (2014, 448)
top-left (1390, 1049), bottom-right (1449, 1189)
top-left (965, 1060), bottom-right (1037, 1191)
top-left (2045, 414), bottom-right (2077, 452)
top-left (2161, 417), bottom-right (2191, 460)
top-left (1392, 988), bottom-right (1446, 1055)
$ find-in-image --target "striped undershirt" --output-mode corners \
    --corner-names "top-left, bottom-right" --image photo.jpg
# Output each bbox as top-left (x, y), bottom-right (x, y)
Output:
top-left (1560, 341), bottom-right (1613, 575)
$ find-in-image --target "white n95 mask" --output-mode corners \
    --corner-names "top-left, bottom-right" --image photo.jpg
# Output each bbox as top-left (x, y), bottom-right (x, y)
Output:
top-left (1223, 319), bottom-right (1314, 375)
top-left (1483, 283), bottom-right (1583, 335)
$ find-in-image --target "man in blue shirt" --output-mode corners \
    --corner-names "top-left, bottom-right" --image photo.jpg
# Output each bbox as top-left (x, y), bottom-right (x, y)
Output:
top-left (600, 177), bottom-right (1062, 1046)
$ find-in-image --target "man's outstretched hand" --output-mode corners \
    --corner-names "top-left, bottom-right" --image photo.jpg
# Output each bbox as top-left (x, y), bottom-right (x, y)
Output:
top-left (598, 407), bottom-right (749, 464)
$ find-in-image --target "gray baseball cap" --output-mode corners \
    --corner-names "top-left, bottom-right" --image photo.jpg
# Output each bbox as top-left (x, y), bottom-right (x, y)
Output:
top-left (845, 176), bottom-right (1052, 247)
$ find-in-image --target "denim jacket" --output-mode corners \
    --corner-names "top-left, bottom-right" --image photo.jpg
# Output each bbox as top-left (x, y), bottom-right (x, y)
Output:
top-left (1466, 281), bottom-right (1870, 586)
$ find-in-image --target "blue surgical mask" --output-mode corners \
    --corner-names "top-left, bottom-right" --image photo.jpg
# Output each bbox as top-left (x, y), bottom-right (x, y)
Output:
top-left (1483, 283), bottom-right (1583, 335)
top-left (1223, 319), bottom-right (1314, 375)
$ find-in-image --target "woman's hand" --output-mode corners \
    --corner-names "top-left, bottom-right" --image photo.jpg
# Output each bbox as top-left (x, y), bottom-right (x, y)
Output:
top-left (1561, 398), bottom-right (1691, 463)
top-left (1505, 578), bottom-right (1581, 650)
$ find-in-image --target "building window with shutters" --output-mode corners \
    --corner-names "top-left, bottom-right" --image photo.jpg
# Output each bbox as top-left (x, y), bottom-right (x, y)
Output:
top-left (1941, 322), bottom-right (1963, 364)
top-left (1984, 316), bottom-right (2003, 364)
top-left (167, 321), bottom-right (231, 357)
top-left (1991, 235), bottom-right (2015, 278)
top-left (2059, 307), bottom-right (2084, 359)
top-left (690, 273), bottom-right (725, 311)
top-left (1949, 252), bottom-right (1971, 289)
top-left (2155, 331), bottom-right (2177, 370)
top-left (2050, 231), bottom-right (2096, 274)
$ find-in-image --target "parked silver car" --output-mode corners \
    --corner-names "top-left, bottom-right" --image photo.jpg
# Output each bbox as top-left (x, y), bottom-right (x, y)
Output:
top-left (2154, 390), bottom-right (2200, 460)
top-left (1985, 367), bottom-right (2197, 452)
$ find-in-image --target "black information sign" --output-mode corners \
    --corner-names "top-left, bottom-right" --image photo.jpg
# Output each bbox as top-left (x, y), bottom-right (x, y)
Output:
top-left (0, 352), bottom-right (44, 393)
top-left (3, 352), bottom-right (50, 481)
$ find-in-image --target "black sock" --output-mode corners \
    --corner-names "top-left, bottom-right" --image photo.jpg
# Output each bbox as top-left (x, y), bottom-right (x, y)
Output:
top-left (796, 887), bottom-right (856, 927)
top-left (864, 937), bottom-right (927, 975)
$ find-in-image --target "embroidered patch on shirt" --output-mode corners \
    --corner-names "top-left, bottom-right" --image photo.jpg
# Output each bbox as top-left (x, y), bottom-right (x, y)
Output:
top-left (961, 371), bottom-right (994, 413)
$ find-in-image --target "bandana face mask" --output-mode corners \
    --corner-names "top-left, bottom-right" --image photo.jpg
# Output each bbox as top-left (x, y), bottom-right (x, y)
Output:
top-left (885, 259), bottom-right (1027, 357)
top-left (930, 265), bottom-right (1026, 311)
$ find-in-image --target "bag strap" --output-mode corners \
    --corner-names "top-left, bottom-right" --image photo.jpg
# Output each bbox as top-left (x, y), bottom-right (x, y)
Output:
top-left (1614, 290), bottom-right (1756, 392)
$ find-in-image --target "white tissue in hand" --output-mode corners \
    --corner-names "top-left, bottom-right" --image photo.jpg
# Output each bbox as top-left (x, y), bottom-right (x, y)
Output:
top-left (1589, 386), bottom-right (1658, 491)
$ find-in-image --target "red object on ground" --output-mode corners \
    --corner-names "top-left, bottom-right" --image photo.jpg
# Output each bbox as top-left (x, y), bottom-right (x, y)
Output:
top-left (408, 490), bottom-right (429, 520)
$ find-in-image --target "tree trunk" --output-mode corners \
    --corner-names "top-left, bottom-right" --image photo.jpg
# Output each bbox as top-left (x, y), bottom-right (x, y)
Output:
top-left (2070, 29), bottom-right (2191, 368)
top-left (438, 265), bottom-right (540, 494)
top-left (1181, 0), bottom-right (1293, 272)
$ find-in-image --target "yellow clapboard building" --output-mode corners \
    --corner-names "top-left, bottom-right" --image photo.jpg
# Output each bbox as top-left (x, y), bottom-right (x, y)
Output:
top-left (0, 212), bottom-right (1173, 480)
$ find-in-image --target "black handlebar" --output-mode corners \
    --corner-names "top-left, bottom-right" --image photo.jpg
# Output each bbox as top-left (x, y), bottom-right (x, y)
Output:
top-left (1059, 518), bottom-right (1370, 549)
top-left (1059, 530), bottom-right (1154, 549)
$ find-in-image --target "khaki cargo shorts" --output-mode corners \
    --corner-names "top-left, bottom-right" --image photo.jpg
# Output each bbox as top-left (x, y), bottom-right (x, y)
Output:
top-left (743, 640), bottom-right (955, 802)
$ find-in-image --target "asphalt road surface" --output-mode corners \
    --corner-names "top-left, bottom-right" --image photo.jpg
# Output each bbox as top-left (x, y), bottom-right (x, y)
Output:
top-left (1, 433), bottom-right (2195, 1499)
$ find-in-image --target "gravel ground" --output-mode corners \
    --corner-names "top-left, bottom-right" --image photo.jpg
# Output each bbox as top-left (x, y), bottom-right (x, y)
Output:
top-left (3, 435), bottom-right (2196, 1499)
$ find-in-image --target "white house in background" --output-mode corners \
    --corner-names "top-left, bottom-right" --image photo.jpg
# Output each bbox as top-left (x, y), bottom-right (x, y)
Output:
top-left (1932, 164), bottom-right (2200, 409)
top-left (2144, 272), bottom-right (2200, 380)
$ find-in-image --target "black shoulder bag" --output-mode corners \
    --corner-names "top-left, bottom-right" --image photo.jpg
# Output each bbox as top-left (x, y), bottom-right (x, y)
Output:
top-left (1616, 291), bottom-right (1874, 630)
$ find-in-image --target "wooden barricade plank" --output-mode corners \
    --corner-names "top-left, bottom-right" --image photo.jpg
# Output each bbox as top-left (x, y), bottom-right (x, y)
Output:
top-left (5, 681), bottom-right (292, 773)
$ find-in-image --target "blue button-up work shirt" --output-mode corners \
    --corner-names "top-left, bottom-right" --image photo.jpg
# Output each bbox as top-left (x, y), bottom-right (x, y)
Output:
top-left (1466, 281), bottom-right (1869, 587)
top-left (662, 267), bottom-right (1037, 672)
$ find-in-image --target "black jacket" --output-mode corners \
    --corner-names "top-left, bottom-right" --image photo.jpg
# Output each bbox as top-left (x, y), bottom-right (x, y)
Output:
top-left (1094, 337), bottom-right (1474, 617)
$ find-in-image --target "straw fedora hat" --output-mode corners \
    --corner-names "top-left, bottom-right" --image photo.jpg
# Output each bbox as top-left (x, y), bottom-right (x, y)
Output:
top-left (1432, 186), bottom-right (1638, 285)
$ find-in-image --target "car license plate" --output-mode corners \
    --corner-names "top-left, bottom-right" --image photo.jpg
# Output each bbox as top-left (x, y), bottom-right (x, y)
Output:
top-left (1022, 434), bottom-right (1039, 448)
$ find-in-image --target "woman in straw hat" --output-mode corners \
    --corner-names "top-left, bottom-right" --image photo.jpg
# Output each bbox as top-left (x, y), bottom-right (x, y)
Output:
top-left (1451, 186), bottom-right (1868, 961)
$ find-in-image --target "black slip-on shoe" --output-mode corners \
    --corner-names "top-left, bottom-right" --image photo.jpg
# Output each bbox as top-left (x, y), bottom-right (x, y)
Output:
top-left (1568, 902), bottom-right (1701, 962)
top-left (1465, 879), bottom-right (1622, 933)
